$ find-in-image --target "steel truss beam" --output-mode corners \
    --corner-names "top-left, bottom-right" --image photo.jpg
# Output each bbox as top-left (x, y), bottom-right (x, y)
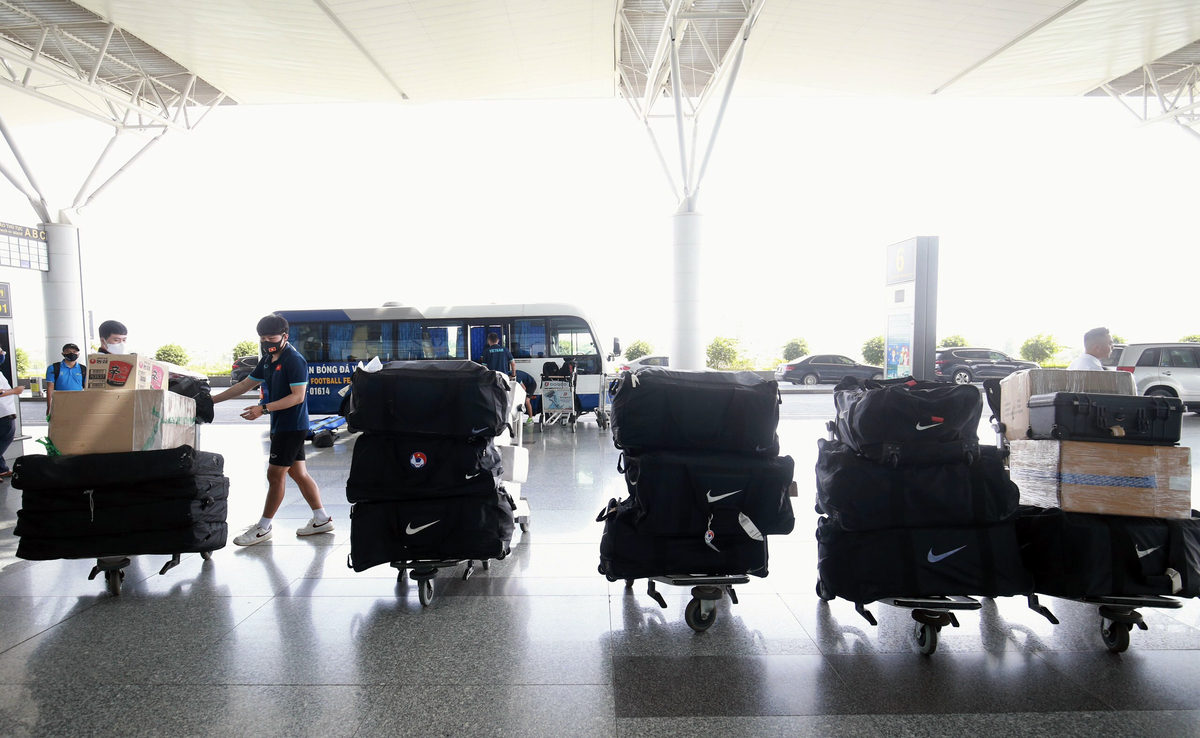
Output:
top-left (1101, 63), bottom-right (1200, 142)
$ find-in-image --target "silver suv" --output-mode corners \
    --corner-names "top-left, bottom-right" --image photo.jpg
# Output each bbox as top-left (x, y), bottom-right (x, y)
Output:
top-left (1107, 343), bottom-right (1200, 412)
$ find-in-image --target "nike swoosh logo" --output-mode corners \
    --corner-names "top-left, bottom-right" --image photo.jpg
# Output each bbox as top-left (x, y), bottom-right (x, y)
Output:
top-left (405, 520), bottom-right (440, 535)
top-left (471, 427), bottom-right (488, 434)
top-left (256, 531), bottom-right (270, 539)
top-left (465, 473), bottom-right (481, 480)
top-left (1136, 545), bottom-right (1161, 558)
top-left (755, 445), bottom-right (771, 452)
top-left (915, 422), bottom-right (943, 431)
top-left (927, 545), bottom-right (966, 563)
top-left (706, 489), bottom-right (742, 503)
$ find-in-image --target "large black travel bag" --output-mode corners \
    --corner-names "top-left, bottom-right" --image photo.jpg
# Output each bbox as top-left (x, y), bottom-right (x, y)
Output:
top-left (833, 376), bottom-right (982, 466)
top-left (13, 446), bottom-right (224, 492)
top-left (815, 439), bottom-right (1018, 531)
top-left (620, 451), bottom-right (795, 537)
top-left (610, 367), bottom-right (781, 455)
top-left (346, 361), bottom-right (509, 439)
top-left (1015, 506), bottom-right (1200, 599)
top-left (346, 433), bottom-right (503, 502)
top-left (169, 374), bottom-right (215, 424)
top-left (1027, 392), bottom-right (1183, 445)
top-left (16, 498), bottom-right (228, 539)
top-left (18, 475), bottom-right (229, 513)
top-left (816, 517), bottom-right (1032, 602)
top-left (16, 521), bottom-right (227, 560)
top-left (597, 497), bottom-right (768, 580)
top-left (348, 489), bottom-right (516, 572)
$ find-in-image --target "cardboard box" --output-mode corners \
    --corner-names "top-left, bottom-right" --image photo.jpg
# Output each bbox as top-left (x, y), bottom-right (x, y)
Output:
top-left (1000, 369), bottom-right (1135, 441)
top-left (49, 389), bottom-right (197, 455)
top-left (86, 353), bottom-right (169, 391)
top-left (1010, 439), bottom-right (1192, 518)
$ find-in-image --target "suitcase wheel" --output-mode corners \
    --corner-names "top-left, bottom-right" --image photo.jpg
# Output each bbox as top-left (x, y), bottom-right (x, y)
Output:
top-left (685, 597), bottom-right (717, 632)
top-left (1101, 618), bottom-right (1131, 653)
top-left (105, 569), bottom-right (124, 597)
top-left (418, 578), bottom-right (435, 607)
top-left (201, 551), bottom-right (213, 561)
top-left (915, 622), bottom-right (939, 655)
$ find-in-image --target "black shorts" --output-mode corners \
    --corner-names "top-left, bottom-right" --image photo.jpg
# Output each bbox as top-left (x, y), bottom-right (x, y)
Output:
top-left (268, 430), bottom-right (307, 467)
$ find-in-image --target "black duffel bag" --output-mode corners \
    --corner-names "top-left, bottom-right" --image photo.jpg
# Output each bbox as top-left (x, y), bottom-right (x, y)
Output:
top-left (16, 521), bottom-right (227, 560)
top-left (833, 376), bottom-right (982, 466)
top-left (815, 439), bottom-right (1017, 531)
top-left (620, 451), bottom-right (795, 537)
top-left (13, 446), bottom-right (224, 492)
top-left (16, 498), bottom-right (228, 539)
top-left (610, 367), bottom-right (780, 456)
top-left (19, 475), bottom-right (229, 514)
top-left (346, 433), bottom-right (503, 503)
top-left (348, 489), bottom-right (516, 572)
top-left (346, 361), bottom-right (509, 439)
top-left (597, 497), bottom-right (768, 580)
top-left (168, 374), bottom-right (215, 424)
top-left (1015, 506), bottom-right (1200, 599)
top-left (816, 516), bottom-right (1032, 603)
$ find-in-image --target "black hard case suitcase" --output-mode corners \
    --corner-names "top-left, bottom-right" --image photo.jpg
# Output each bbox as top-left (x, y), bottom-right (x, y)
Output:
top-left (15, 521), bottom-right (227, 560)
top-left (610, 367), bottom-right (780, 456)
top-left (833, 377), bottom-right (982, 466)
top-left (816, 517), bottom-right (1032, 603)
top-left (1027, 392), bottom-right (1183, 445)
top-left (1015, 506), bottom-right (1200, 599)
top-left (346, 361), bottom-right (509, 439)
top-left (815, 439), bottom-right (1018, 531)
top-left (346, 433), bottom-right (503, 503)
top-left (13, 446), bottom-right (224, 492)
top-left (348, 489), bottom-right (516, 572)
top-left (598, 497), bottom-right (768, 580)
top-left (621, 451), bottom-right (795, 537)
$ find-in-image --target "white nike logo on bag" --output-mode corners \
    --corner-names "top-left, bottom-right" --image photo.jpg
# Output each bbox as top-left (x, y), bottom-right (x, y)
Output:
top-left (465, 473), bottom-right (481, 480)
top-left (706, 489), bottom-right (742, 503)
top-left (927, 545), bottom-right (966, 563)
top-left (756, 445), bottom-right (771, 452)
top-left (471, 427), bottom-right (488, 434)
top-left (915, 422), bottom-right (943, 431)
top-left (1136, 545), bottom-right (1161, 558)
top-left (405, 520), bottom-right (440, 535)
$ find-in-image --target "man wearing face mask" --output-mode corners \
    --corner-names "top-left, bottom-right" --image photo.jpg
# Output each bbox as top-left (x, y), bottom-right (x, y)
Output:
top-left (211, 314), bottom-right (332, 545)
top-left (0, 346), bottom-right (26, 479)
top-left (96, 320), bottom-right (128, 354)
top-left (44, 343), bottom-right (85, 419)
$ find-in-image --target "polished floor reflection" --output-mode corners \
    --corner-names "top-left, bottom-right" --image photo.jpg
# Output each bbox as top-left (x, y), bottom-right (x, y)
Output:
top-left (0, 401), bottom-right (1198, 737)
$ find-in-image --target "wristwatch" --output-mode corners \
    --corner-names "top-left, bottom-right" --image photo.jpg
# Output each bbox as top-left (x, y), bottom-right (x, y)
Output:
top-left (260, 405), bottom-right (269, 415)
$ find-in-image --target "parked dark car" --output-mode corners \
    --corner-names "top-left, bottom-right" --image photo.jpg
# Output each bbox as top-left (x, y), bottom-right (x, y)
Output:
top-left (775, 354), bottom-right (883, 385)
top-left (231, 355), bottom-right (259, 383)
top-left (934, 347), bottom-right (1037, 385)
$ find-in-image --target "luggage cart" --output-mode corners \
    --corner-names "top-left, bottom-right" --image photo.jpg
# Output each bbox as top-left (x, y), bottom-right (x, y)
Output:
top-left (390, 557), bottom-right (492, 606)
top-left (620, 574), bottom-right (750, 633)
top-left (596, 374), bottom-right (620, 433)
top-left (539, 362), bottom-right (578, 432)
top-left (88, 550), bottom-right (215, 597)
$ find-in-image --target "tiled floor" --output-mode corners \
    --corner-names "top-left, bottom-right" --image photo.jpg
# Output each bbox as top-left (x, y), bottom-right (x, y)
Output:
top-left (0, 404), bottom-right (1197, 737)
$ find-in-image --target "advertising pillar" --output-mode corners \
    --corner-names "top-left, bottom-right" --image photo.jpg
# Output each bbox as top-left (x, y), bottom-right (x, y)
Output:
top-left (884, 236), bottom-right (938, 381)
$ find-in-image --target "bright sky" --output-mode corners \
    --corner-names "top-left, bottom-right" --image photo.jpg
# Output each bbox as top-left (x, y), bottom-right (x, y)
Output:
top-left (1, 93), bottom-right (1198, 368)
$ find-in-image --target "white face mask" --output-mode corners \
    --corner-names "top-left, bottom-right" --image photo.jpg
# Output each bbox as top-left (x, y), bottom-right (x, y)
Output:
top-left (105, 340), bottom-right (127, 353)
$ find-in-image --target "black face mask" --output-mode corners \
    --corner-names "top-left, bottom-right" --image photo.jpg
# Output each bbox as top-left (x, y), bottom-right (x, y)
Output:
top-left (63, 353), bottom-right (79, 362)
top-left (261, 339), bottom-right (285, 356)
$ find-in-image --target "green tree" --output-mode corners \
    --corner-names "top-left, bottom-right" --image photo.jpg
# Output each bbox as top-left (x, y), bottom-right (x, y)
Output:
top-left (1181, 335), bottom-right (1200, 343)
top-left (706, 337), bottom-right (741, 370)
top-left (1020, 334), bottom-right (1060, 364)
top-left (782, 338), bottom-right (810, 361)
top-left (1111, 334), bottom-right (1126, 344)
top-left (624, 340), bottom-right (653, 361)
top-left (939, 334), bottom-right (968, 348)
top-left (862, 336), bottom-right (884, 366)
top-left (155, 344), bottom-right (189, 366)
top-left (232, 339), bottom-right (259, 359)
top-left (15, 348), bottom-right (29, 377)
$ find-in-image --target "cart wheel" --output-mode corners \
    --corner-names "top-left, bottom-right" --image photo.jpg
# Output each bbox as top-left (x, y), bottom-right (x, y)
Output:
top-left (481, 560), bottom-right (490, 571)
top-left (201, 551), bottom-right (212, 561)
top-left (313, 430), bottom-right (335, 448)
top-left (685, 597), bottom-right (716, 632)
top-left (1102, 618), bottom-right (1131, 653)
top-left (418, 578), bottom-right (435, 606)
top-left (396, 569), bottom-right (406, 583)
top-left (561, 418), bottom-right (569, 427)
top-left (915, 622), bottom-right (939, 655)
top-left (625, 579), bottom-right (635, 589)
top-left (520, 522), bottom-right (529, 532)
top-left (816, 579), bottom-right (834, 602)
top-left (105, 569), bottom-right (122, 597)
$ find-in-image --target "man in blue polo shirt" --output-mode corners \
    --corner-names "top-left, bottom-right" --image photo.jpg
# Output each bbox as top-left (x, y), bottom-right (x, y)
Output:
top-left (212, 314), bottom-right (333, 546)
top-left (479, 332), bottom-right (515, 377)
top-left (45, 342), bottom-right (85, 418)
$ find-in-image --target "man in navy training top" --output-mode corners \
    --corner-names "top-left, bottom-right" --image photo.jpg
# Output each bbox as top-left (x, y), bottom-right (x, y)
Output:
top-left (45, 342), bottom-right (85, 418)
top-left (480, 332), bottom-right (515, 377)
top-left (212, 314), bottom-right (333, 546)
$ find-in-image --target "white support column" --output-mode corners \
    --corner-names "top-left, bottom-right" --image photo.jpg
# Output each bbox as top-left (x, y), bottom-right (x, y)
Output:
top-left (42, 223), bottom-right (88, 362)
top-left (672, 201), bottom-right (703, 370)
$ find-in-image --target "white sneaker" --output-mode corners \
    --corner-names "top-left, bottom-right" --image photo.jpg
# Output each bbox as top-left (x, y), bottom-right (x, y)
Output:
top-left (296, 517), bottom-right (335, 536)
top-left (233, 524), bottom-right (273, 546)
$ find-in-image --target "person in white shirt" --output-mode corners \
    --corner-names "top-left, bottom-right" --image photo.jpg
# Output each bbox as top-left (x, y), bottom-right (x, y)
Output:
top-left (1067, 327), bottom-right (1113, 371)
top-left (0, 346), bottom-right (27, 479)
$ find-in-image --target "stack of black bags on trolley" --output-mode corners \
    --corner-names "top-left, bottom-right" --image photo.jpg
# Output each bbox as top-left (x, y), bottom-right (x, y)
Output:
top-left (598, 368), bottom-right (796, 580)
top-left (344, 360), bottom-right (516, 571)
top-left (816, 377), bottom-right (1032, 602)
top-left (13, 446), bottom-right (228, 560)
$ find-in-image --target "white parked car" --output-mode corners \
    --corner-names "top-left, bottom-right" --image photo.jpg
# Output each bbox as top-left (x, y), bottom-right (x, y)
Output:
top-left (1108, 343), bottom-right (1200, 412)
top-left (618, 355), bottom-right (669, 372)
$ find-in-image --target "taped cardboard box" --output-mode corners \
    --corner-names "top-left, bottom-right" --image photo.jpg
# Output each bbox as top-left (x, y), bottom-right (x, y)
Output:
top-left (49, 389), bottom-right (197, 456)
top-left (1010, 439), bottom-right (1191, 518)
top-left (1000, 369), bottom-right (1135, 441)
top-left (86, 353), bottom-right (169, 391)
